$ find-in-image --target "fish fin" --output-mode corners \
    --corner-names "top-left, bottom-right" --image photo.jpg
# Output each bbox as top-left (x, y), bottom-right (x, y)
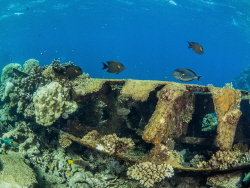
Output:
top-left (67, 160), bottom-right (74, 164)
top-left (116, 72), bottom-right (120, 74)
top-left (102, 62), bottom-right (109, 70)
top-left (197, 76), bottom-right (202, 81)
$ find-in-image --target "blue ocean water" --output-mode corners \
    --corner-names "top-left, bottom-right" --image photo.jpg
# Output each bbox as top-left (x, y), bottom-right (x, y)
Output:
top-left (0, 0), bottom-right (250, 87)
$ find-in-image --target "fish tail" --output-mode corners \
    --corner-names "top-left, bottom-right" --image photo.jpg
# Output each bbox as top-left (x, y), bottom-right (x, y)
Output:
top-left (186, 41), bottom-right (192, 48)
top-left (102, 62), bottom-right (108, 70)
top-left (197, 76), bottom-right (202, 81)
top-left (67, 160), bottom-right (74, 164)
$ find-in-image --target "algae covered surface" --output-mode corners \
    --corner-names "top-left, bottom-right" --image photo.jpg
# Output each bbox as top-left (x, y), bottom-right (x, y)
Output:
top-left (0, 59), bottom-right (250, 188)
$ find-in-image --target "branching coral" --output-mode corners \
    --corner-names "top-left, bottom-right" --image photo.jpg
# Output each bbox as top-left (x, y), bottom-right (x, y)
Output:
top-left (190, 154), bottom-right (206, 167)
top-left (207, 150), bottom-right (239, 170)
top-left (127, 161), bottom-right (174, 187)
top-left (99, 133), bottom-right (135, 154)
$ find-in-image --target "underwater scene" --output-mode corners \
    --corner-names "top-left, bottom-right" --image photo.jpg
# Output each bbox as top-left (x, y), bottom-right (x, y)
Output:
top-left (2, 0), bottom-right (250, 188)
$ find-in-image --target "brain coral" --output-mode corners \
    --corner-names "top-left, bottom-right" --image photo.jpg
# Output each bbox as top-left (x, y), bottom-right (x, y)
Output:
top-left (33, 81), bottom-right (78, 126)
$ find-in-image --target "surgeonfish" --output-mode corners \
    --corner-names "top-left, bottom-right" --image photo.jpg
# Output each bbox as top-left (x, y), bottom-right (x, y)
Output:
top-left (102, 61), bottom-right (125, 74)
top-left (172, 68), bottom-right (201, 82)
top-left (62, 65), bottom-right (83, 77)
top-left (187, 41), bottom-right (204, 55)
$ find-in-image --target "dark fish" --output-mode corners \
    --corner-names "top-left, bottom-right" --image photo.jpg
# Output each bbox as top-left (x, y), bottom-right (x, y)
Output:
top-left (67, 159), bottom-right (88, 167)
top-left (187, 41), bottom-right (204, 55)
top-left (172, 68), bottom-right (201, 82)
top-left (102, 61), bottom-right (125, 74)
top-left (63, 65), bottom-right (83, 77)
top-left (12, 68), bottom-right (29, 77)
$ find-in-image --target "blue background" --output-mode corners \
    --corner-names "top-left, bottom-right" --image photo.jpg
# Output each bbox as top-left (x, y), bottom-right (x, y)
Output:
top-left (1, 0), bottom-right (250, 87)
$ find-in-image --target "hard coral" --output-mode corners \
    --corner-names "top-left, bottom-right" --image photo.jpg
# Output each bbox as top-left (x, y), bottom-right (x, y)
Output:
top-left (33, 81), bottom-right (78, 126)
top-left (127, 161), bottom-right (174, 188)
top-left (206, 171), bottom-right (242, 188)
top-left (23, 59), bottom-right (40, 74)
top-left (100, 133), bottom-right (135, 154)
top-left (207, 150), bottom-right (239, 170)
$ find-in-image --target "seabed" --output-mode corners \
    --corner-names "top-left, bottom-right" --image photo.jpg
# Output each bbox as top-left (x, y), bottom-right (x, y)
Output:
top-left (0, 59), bottom-right (250, 188)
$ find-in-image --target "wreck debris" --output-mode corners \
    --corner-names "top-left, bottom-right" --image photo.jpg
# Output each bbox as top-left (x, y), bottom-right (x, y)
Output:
top-left (143, 83), bottom-right (194, 145)
top-left (120, 79), bottom-right (160, 101)
top-left (209, 87), bottom-right (242, 150)
top-left (56, 129), bottom-right (138, 162)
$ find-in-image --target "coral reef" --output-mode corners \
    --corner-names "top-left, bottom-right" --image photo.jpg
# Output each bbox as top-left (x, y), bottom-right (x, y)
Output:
top-left (190, 154), bottom-right (206, 167)
top-left (80, 130), bottom-right (135, 155)
top-left (206, 171), bottom-right (242, 188)
top-left (169, 176), bottom-right (201, 188)
top-left (2, 121), bottom-right (40, 155)
top-left (127, 161), bottom-right (174, 187)
top-left (0, 151), bottom-right (37, 187)
top-left (1, 81), bottom-right (15, 101)
top-left (21, 65), bottom-right (47, 93)
top-left (232, 142), bottom-right (249, 153)
top-left (223, 82), bottom-right (234, 89)
top-left (99, 133), bottom-right (135, 154)
top-left (59, 131), bottom-right (72, 148)
top-left (33, 81), bottom-right (78, 126)
top-left (207, 150), bottom-right (239, 170)
top-left (23, 59), bottom-right (40, 74)
top-left (1, 63), bottom-right (22, 83)
top-left (232, 64), bottom-right (250, 91)
top-left (1, 59), bottom-right (250, 188)
top-left (201, 113), bottom-right (218, 131)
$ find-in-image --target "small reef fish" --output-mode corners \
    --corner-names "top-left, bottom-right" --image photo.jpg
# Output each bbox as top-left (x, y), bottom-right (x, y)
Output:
top-left (187, 41), bottom-right (204, 55)
top-left (172, 68), bottom-right (201, 82)
top-left (0, 138), bottom-right (19, 147)
top-left (12, 68), bottom-right (29, 78)
top-left (243, 172), bottom-right (250, 182)
top-left (102, 61), bottom-right (125, 74)
top-left (62, 65), bottom-right (83, 77)
top-left (67, 159), bottom-right (88, 167)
